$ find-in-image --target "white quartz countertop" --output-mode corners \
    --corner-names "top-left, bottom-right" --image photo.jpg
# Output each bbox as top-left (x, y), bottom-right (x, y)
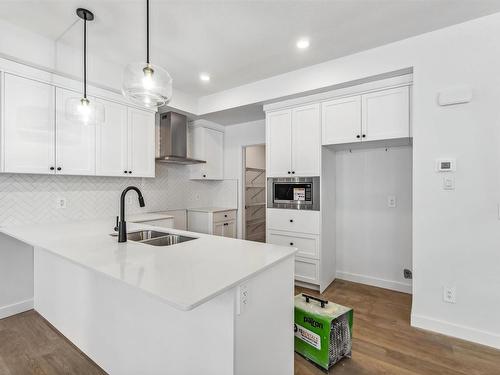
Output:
top-left (128, 212), bottom-right (174, 223)
top-left (0, 219), bottom-right (295, 311)
top-left (187, 207), bottom-right (237, 213)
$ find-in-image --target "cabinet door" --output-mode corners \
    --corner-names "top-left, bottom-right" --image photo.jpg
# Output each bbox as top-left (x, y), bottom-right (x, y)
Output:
top-left (321, 96), bottom-right (361, 145)
top-left (128, 108), bottom-right (155, 177)
top-left (362, 86), bottom-right (409, 141)
top-left (55, 88), bottom-right (96, 176)
top-left (95, 99), bottom-right (128, 176)
top-left (222, 220), bottom-right (237, 238)
top-left (204, 128), bottom-right (224, 180)
top-left (213, 222), bottom-right (225, 236)
top-left (291, 103), bottom-right (321, 176)
top-left (266, 109), bottom-right (292, 177)
top-left (3, 74), bottom-right (55, 174)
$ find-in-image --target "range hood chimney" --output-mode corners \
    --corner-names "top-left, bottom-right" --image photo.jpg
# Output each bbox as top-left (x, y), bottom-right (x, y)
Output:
top-left (156, 112), bottom-right (206, 165)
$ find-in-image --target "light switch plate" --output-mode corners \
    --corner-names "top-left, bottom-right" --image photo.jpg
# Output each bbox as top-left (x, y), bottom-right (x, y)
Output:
top-left (56, 197), bottom-right (67, 209)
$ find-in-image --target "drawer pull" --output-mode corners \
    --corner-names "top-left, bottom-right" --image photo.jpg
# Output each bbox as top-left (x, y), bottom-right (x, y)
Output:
top-left (290, 242), bottom-right (294, 246)
top-left (289, 219), bottom-right (294, 223)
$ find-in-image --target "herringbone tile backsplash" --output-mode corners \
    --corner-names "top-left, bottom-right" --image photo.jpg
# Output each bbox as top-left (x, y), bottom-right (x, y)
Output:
top-left (0, 164), bottom-right (238, 227)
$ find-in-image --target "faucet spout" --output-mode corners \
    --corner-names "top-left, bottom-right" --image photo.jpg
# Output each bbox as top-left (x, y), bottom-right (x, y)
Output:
top-left (117, 186), bottom-right (145, 243)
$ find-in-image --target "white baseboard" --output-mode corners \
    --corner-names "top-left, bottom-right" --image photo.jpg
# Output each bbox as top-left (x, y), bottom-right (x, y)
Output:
top-left (336, 271), bottom-right (412, 294)
top-left (0, 299), bottom-right (34, 319)
top-left (411, 314), bottom-right (500, 350)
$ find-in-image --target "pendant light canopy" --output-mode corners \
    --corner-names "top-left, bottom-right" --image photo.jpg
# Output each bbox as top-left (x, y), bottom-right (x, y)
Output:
top-left (122, 0), bottom-right (172, 108)
top-left (66, 8), bottom-right (104, 125)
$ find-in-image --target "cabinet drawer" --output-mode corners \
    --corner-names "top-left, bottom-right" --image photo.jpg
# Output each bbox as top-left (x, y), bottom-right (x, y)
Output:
top-left (267, 231), bottom-right (319, 259)
top-left (295, 257), bottom-right (319, 284)
top-left (267, 209), bottom-right (320, 234)
top-left (213, 210), bottom-right (236, 223)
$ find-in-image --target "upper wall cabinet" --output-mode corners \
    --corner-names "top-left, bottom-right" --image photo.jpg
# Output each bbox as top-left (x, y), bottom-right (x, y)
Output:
top-left (127, 108), bottom-right (156, 178)
top-left (3, 74), bottom-right (56, 174)
top-left (322, 96), bottom-right (361, 145)
top-left (266, 103), bottom-right (321, 177)
top-left (56, 88), bottom-right (96, 176)
top-left (266, 109), bottom-right (292, 177)
top-left (95, 103), bottom-right (155, 178)
top-left (361, 86), bottom-right (410, 141)
top-left (322, 86), bottom-right (410, 146)
top-left (190, 126), bottom-right (224, 180)
top-left (1, 72), bottom-right (156, 178)
top-left (95, 99), bottom-right (128, 177)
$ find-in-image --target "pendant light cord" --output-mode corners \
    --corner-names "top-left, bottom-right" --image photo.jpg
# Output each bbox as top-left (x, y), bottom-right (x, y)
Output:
top-left (146, 0), bottom-right (150, 65)
top-left (83, 15), bottom-right (87, 99)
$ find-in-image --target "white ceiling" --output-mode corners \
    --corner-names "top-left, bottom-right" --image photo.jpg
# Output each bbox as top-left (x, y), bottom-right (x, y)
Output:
top-left (1, 0), bottom-right (500, 97)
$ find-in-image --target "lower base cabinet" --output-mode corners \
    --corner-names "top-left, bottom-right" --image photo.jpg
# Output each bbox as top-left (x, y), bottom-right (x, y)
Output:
top-left (188, 208), bottom-right (237, 238)
top-left (267, 208), bottom-right (323, 288)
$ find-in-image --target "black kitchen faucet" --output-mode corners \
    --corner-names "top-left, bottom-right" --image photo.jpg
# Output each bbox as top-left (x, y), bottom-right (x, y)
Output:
top-left (115, 186), bottom-right (145, 242)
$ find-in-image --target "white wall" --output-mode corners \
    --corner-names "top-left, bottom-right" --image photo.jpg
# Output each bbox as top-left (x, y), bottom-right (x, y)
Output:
top-left (335, 146), bottom-right (412, 293)
top-left (0, 19), bottom-right (198, 114)
top-left (224, 120), bottom-right (265, 238)
top-left (206, 13), bottom-right (500, 348)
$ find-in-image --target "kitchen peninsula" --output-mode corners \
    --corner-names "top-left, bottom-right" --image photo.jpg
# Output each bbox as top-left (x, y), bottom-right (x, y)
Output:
top-left (0, 219), bottom-right (296, 375)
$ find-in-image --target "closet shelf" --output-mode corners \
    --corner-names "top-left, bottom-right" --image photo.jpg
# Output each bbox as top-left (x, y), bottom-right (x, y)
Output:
top-left (245, 202), bottom-right (266, 208)
top-left (246, 167), bottom-right (265, 172)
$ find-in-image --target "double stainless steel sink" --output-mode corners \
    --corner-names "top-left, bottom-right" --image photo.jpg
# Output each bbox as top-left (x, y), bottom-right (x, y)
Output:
top-left (111, 230), bottom-right (197, 246)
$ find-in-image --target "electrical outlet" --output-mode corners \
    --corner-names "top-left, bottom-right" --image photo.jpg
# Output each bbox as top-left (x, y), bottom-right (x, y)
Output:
top-left (443, 286), bottom-right (456, 304)
top-left (56, 197), bottom-right (67, 209)
top-left (236, 284), bottom-right (249, 315)
top-left (387, 195), bottom-right (397, 208)
top-left (443, 176), bottom-right (455, 190)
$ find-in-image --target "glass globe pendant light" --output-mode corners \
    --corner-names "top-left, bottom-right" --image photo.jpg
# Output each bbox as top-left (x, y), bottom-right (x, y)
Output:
top-left (65, 8), bottom-right (104, 125)
top-left (122, 0), bottom-right (172, 108)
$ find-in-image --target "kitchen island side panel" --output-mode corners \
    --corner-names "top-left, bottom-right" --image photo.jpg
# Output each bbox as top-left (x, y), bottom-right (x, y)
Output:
top-left (34, 247), bottom-right (235, 375)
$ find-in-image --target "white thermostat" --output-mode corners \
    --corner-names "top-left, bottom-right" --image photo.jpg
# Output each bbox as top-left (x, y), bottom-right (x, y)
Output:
top-left (436, 159), bottom-right (456, 172)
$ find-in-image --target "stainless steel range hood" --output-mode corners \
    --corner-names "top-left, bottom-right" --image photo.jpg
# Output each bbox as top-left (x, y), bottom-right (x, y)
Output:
top-left (156, 112), bottom-right (206, 165)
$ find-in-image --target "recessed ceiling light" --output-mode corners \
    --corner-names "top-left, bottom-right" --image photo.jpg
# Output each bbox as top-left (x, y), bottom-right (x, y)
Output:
top-left (199, 73), bottom-right (210, 82)
top-left (296, 38), bottom-right (310, 50)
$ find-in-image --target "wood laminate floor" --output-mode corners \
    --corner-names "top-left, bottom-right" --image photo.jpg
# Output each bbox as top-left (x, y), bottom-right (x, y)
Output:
top-left (1, 280), bottom-right (499, 374)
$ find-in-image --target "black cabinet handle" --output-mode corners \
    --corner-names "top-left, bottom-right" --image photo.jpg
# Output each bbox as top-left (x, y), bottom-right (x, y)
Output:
top-left (289, 219), bottom-right (294, 223)
top-left (356, 135), bottom-right (361, 139)
top-left (287, 171), bottom-right (291, 174)
top-left (290, 242), bottom-right (294, 246)
top-left (124, 170), bottom-right (128, 174)
top-left (128, 171), bottom-right (132, 174)
top-left (291, 171), bottom-right (295, 174)
top-left (223, 223), bottom-right (229, 226)
top-left (203, 174), bottom-right (207, 178)
top-left (50, 167), bottom-right (55, 171)
top-left (57, 167), bottom-right (62, 171)
top-left (362, 134), bottom-right (366, 138)
top-left (224, 214), bottom-right (228, 218)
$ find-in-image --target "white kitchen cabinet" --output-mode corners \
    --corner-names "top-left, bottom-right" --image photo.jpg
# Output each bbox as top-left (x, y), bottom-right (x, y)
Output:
top-left (266, 104), bottom-right (320, 177)
top-left (190, 126), bottom-right (224, 180)
top-left (362, 86), bottom-right (410, 141)
top-left (2, 74), bottom-right (55, 174)
top-left (266, 109), bottom-right (292, 177)
top-left (55, 88), bottom-right (96, 176)
top-left (128, 108), bottom-right (156, 178)
top-left (95, 99), bottom-right (128, 177)
top-left (321, 86), bottom-right (410, 146)
top-left (322, 95), bottom-right (361, 145)
top-left (188, 208), bottom-right (237, 238)
top-left (291, 104), bottom-right (321, 176)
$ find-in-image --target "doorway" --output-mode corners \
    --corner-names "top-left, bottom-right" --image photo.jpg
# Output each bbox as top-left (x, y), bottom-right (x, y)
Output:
top-left (242, 144), bottom-right (266, 242)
